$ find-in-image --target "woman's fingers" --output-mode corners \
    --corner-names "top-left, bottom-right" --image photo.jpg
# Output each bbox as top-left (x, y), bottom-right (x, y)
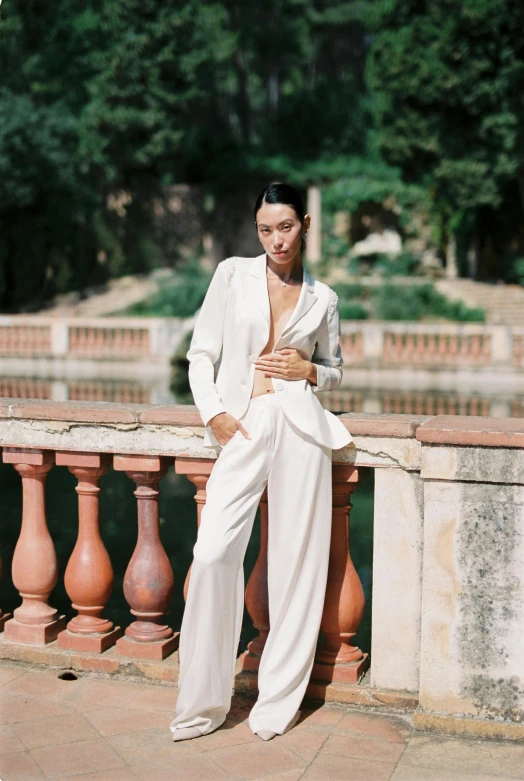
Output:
top-left (254, 358), bottom-right (289, 370)
top-left (238, 423), bottom-right (251, 439)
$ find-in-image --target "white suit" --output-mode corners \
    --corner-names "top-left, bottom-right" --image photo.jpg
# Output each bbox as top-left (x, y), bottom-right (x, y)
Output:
top-left (187, 252), bottom-right (353, 451)
top-left (171, 253), bottom-right (352, 738)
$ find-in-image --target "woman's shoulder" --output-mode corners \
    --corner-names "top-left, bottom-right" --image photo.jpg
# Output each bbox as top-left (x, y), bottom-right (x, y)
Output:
top-left (216, 256), bottom-right (239, 287)
top-left (216, 254), bottom-right (262, 286)
top-left (309, 274), bottom-right (339, 314)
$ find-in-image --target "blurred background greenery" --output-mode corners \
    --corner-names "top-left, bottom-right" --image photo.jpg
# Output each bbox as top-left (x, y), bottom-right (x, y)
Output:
top-left (1, 0), bottom-right (523, 313)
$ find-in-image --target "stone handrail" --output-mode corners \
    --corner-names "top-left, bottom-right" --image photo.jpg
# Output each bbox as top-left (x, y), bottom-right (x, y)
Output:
top-left (3, 315), bottom-right (524, 374)
top-left (1, 399), bottom-right (524, 740)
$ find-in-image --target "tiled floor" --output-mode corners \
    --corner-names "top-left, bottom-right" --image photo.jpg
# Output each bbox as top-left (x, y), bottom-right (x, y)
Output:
top-left (1, 663), bottom-right (524, 780)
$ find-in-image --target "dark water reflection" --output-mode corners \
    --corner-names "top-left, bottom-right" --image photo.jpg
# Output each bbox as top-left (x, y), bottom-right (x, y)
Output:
top-left (0, 460), bottom-right (374, 656)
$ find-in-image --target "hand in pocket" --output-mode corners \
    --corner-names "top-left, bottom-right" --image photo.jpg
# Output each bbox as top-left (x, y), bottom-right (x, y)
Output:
top-left (209, 412), bottom-right (251, 447)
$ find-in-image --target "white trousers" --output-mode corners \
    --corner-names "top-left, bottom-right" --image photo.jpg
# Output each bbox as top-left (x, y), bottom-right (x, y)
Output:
top-left (170, 392), bottom-right (333, 736)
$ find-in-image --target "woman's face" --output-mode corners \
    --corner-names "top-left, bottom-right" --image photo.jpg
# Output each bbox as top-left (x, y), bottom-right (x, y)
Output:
top-left (256, 202), bottom-right (309, 265)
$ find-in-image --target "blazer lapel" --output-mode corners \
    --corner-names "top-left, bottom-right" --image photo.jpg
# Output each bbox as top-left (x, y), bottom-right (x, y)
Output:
top-left (280, 269), bottom-right (317, 341)
top-left (249, 253), bottom-right (318, 345)
top-left (249, 254), bottom-right (271, 329)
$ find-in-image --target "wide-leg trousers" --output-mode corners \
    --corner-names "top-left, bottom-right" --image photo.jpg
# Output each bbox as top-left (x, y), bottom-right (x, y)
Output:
top-left (170, 392), bottom-right (333, 736)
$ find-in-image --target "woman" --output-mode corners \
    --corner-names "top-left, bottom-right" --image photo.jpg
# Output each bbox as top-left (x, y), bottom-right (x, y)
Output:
top-left (170, 182), bottom-right (352, 743)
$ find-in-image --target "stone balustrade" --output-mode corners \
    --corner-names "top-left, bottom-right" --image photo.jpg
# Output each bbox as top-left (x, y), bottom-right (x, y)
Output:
top-left (0, 316), bottom-right (188, 380)
top-left (1, 399), bottom-right (524, 740)
top-left (340, 321), bottom-right (520, 372)
top-left (3, 316), bottom-right (524, 379)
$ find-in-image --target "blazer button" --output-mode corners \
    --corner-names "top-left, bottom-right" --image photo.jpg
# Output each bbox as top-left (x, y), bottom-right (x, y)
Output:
top-left (276, 382), bottom-right (284, 391)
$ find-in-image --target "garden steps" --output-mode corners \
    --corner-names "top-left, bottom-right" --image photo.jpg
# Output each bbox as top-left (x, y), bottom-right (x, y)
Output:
top-left (436, 279), bottom-right (524, 325)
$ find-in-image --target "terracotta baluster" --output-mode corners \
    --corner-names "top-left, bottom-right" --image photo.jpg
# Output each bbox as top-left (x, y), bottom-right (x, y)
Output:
top-left (55, 452), bottom-right (122, 652)
top-left (242, 488), bottom-right (269, 671)
top-left (174, 458), bottom-right (213, 599)
top-left (2, 448), bottom-right (66, 644)
top-left (313, 465), bottom-right (369, 684)
top-left (0, 555), bottom-right (12, 631)
top-left (113, 454), bottom-right (177, 660)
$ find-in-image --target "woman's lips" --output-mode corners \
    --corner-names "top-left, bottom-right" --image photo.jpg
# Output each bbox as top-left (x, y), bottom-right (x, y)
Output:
top-left (273, 251), bottom-right (287, 256)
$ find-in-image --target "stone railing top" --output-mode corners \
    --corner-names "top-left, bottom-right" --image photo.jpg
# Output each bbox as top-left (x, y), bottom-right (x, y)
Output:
top-left (4, 399), bottom-right (524, 449)
top-left (0, 398), bottom-right (432, 439)
top-left (339, 412), bottom-right (430, 438)
top-left (417, 415), bottom-right (524, 448)
top-left (0, 398), bottom-right (197, 426)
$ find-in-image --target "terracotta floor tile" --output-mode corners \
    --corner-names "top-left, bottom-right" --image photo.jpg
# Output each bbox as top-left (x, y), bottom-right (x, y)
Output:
top-left (334, 711), bottom-right (412, 743)
top-left (30, 737), bottom-right (127, 779)
top-left (132, 752), bottom-right (232, 781)
top-left (124, 684), bottom-right (177, 713)
top-left (296, 705), bottom-right (346, 731)
top-left (0, 749), bottom-right (46, 780)
top-left (3, 670), bottom-right (83, 702)
top-left (302, 753), bottom-right (396, 781)
top-left (208, 740), bottom-right (306, 780)
top-left (323, 734), bottom-right (406, 763)
top-left (109, 727), bottom-right (195, 765)
top-left (260, 771), bottom-right (306, 781)
top-left (1, 694), bottom-right (75, 723)
top-left (398, 735), bottom-right (524, 778)
top-left (68, 768), bottom-right (140, 781)
top-left (0, 665), bottom-right (27, 687)
top-left (390, 765), bottom-right (510, 781)
top-left (0, 724), bottom-right (26, 755)
top-left (84, 706), bottom-right (169, 736)
top-left (276, 728), bottom-right (328, 762)
top-left (12, 712), bottom-right (99, 749)
top-left (198, 720), bottom-right (258, 752)
top-left (70, 679), bottom-right (149, 713)
top-left (224, 699), bottom-right (255, 724)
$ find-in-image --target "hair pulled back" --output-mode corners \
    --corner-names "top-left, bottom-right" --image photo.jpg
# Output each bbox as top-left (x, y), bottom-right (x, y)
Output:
top-left (254, 182), bottom-right (307, 256)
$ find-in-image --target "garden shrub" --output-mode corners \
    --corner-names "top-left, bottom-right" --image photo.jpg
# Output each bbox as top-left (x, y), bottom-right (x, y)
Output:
top-left (371, 284), bottom-right (485, 322)
top-left (124, 257), bottom-right (212, 318)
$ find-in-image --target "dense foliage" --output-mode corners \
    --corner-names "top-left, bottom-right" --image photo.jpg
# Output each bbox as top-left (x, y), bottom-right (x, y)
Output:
top-left (0, 0), bottom-right (367, 309)
top-left (1, 0), bottom-right (524, 310)
top-left (366, 0), bottom-right (524, 276)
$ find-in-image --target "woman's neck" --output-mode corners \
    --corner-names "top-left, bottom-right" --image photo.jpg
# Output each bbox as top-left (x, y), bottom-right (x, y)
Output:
top-left (265, 253), bottom-right (303, 283)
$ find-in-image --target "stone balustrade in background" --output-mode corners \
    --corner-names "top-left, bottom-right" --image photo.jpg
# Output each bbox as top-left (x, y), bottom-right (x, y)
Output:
top-left (2, 316), bottom-right (524, 381)
top-left (0, 399), bottom-right (524, 741)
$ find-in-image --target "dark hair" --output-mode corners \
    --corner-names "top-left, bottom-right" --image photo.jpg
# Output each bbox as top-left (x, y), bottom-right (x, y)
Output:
top-left (253, 182), bottom-right (305, 223)
top-left (254, 182), bottom-right (307, 254)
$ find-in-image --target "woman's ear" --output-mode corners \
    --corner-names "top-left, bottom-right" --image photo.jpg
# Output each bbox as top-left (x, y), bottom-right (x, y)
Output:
top-left (303, 213), bottom-right (311, 234)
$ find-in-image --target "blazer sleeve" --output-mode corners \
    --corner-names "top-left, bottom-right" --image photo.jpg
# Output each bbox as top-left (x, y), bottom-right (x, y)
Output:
top-left (186, 260), bottom-right (230, 426)
top-left (310, 291), bottom-right (344, 393)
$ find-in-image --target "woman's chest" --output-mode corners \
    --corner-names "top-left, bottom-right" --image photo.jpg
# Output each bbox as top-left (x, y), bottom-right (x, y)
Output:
top-left (224, 281), bottom-right (326, 357)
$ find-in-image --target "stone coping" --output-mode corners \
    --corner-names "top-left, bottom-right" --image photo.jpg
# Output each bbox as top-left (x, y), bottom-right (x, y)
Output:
top-left (0, 398), bottom-right (432, 439)
top-left (5, 399), bottom-right (524, 447)
top-left (417, 415), bottom-right (524, 448)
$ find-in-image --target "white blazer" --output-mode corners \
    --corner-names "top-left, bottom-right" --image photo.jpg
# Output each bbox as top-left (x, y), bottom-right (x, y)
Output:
top-left (187, 252), bottom-right (353, 451)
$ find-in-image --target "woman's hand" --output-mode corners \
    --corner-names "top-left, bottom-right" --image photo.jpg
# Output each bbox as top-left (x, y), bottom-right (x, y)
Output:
top-left (253, 348), bottom-right (317, 384)
top-left (209, 412), bottom-right (251, 447)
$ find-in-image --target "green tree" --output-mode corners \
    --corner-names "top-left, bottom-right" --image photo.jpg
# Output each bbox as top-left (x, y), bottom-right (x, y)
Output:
top-left (366, 0), bottom-right (524, 276)
top-left (0, 0), bottom-right (370, 309)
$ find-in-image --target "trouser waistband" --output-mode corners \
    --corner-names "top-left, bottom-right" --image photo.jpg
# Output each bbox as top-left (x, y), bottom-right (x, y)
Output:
top-left (248, 392), bottom-right (278, 404)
